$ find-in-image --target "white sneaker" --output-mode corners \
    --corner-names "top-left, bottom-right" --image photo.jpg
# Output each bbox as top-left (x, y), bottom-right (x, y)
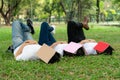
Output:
top-left (51, 25), bottom-right (56, 34)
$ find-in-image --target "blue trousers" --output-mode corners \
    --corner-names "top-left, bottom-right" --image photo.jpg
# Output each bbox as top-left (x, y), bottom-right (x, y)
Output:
top-left (12, 21), bottom-right (33, 49)
top-left (12, 21), bottom-right (56, 50)
top-left (38, 22), bottom-right (56, 46)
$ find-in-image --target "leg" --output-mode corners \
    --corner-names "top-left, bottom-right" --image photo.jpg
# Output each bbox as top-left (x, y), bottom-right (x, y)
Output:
top-left (26, 19), bottom-right (35, 34)
top-left (12, 21), bottom-right (33, 49)
top-left (12, 21), bottom-right (24, 49)
top-left (38, 22), bottom-right (56, 46)
top-left (67, 21), bottom-right (86, 43)
top-left (20, 22), bottom-right (33, 41)
top-left (23, 32), bottom-right (33, 41)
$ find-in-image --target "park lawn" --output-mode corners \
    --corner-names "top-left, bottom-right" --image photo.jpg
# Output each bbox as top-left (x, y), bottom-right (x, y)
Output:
top-left (0, 24), bottom-right (120, 80)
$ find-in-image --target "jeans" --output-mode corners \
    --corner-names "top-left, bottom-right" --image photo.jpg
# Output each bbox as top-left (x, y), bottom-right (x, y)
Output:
top-left (12, 21), bottom-right (33, 49)
top-left (38, 22), bottom-right (56, 46)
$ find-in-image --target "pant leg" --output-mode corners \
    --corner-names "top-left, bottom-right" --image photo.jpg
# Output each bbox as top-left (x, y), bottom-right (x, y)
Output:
top-left (20, 22), bottom-right (33, 41)
top-left (12, 21), bottom-right (24, 49)
top-left (67, 21), bottom-right (85, 43)
top-left (38, 22), bottom-right (56, 46)
top-left (12, 21), bottom-right (33, 49)
top-left (23, 32), bottom-right (33, 41)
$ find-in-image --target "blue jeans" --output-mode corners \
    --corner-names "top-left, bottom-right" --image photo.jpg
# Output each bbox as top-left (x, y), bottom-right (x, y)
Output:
top-left (12, 21), bottom-right (33, 49)
top-left (38, 22), bottom-right (56, 46)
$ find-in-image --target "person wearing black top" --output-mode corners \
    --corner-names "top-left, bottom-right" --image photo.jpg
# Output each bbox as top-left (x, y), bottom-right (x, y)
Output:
top-left (67, 17), bottom-right (89, 43)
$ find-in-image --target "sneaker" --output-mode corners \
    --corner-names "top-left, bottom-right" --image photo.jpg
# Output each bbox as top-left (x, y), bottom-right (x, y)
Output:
top-left (27, 19), bottom-right (35, 34)
top-left (6, 45), bottom-right (14, 53)
top-left (51, 25), bottom-right (56, 34)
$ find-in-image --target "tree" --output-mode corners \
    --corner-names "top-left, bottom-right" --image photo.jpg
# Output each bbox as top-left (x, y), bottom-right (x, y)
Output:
top-left (42, 0), bottom-right (62, 23)
top-left (0, 0), bottom-right (22, 25)
top-left (59, 0), bottom-right (94, 22)
top-left (59, 0), bottom-right (75, 22)
top-left (96, 0), bottom-right (100, 23)
top-left (24, 0), bottom-right (39, 19)
top-left (113, 0), bottom-right (120, 22)
top-left (43, 1), bottom-right (53, 23)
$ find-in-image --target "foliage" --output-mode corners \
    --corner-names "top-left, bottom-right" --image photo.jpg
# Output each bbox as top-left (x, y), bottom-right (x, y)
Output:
top-left (0, 0), bottom-right (120, 25)
top-left (114, 0), bottom-right (120, 4)
top-left (0, 0), bottom-right (22, 25)
top-left (0, 24), bottom-right (120, 79)
top-left (113, 0), bottom-right (120, 22)
top-left (59, 0), bottom-right (96, 22)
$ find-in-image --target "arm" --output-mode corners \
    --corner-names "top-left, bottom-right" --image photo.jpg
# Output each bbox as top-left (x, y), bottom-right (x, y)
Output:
top-left (79, 39), bottom-right (96, 44)
top-left (50, 41), bottom-right (67, 48)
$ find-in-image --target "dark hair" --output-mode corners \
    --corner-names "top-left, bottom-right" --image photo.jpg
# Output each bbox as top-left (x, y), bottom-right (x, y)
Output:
top-left (48, 52), bottom-right (60, 63)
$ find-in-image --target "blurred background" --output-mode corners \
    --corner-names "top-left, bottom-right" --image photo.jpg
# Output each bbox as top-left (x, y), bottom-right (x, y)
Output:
top-left (0, 0), bottom-right (120, 26)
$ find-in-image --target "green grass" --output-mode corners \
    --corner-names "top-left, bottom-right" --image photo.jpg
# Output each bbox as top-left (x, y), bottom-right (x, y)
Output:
top-left (0, 24), bottom-right (120, 80)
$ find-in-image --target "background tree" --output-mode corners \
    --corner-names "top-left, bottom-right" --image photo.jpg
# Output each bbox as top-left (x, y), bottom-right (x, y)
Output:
top-left (0, 0), bottom-right (119, 25)
top-left (96, 0), bottom-right (100, 23)
top-left (0, 0), bottom-right (22, 25)
top-left (59, 0), bottom-right (75, 22)
top-left (113, 0), bottom-right (120, 22)
top-left (59, 0), bottom-right (94, 22)
top-left (51, 0), bottom-right (64, 23)
top-left (99, 0), bottom-right (105, 22)
top-left (25, 0), bottom-right (39, 19)
top-left (75, 0), bottom-right (95, 22)
top-left (42, 0), bottom-right (57, 23)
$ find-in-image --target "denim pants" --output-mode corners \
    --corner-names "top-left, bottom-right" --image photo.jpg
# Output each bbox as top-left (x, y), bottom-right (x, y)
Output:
top-left (12, 21), bottom-right (33, 49)
top-left (38, 22), bottom-right (56, 46)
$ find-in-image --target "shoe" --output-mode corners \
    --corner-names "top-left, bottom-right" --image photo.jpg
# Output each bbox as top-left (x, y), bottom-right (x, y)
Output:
top-left (27, 19), bottom-right (35, 34)
top-left (50, 25), bottom-right (56, 34)
top-left (82, 17), bottom-right (89, 30)
top-left (6, 45), bottom-right (14, 53)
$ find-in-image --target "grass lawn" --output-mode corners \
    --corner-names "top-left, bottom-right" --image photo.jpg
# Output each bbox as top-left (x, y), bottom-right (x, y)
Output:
top-left (0, 23), bottom-right (120, 80)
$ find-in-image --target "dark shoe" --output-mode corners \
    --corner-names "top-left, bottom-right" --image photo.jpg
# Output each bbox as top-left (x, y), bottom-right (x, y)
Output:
top-left (6, 45), bottom-right (14, 53)
top-left (27, 19), bottom-right (35, 34)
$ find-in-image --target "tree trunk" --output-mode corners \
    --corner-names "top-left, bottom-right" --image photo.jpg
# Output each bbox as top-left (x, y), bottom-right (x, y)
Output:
top-left (0, 11), bottom-right (10, 25)
top-left (4, 17), bottom-right (10, 26)
top-left (96, 0), bottom-right (100, 23)
top-left (77, 0), bottom-right (83, 22)
top-left (59, 0), bottom-right (68, 22)
top-left (0, 0), bottom-right (21, 25)
top-left (78, 1), bottom-right (80, 22)
top-left (59, 1), bottom-right (66, 15)
top-left (48, 12), bottom-right (51, 23)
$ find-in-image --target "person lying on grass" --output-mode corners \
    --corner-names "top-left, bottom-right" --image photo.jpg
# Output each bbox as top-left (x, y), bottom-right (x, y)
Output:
top-left (12, 20), bottom-right (68, 61)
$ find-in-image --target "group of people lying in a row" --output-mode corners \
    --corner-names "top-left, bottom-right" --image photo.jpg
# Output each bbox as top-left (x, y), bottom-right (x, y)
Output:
top-left (11, 17), bottom-right (114, 63)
